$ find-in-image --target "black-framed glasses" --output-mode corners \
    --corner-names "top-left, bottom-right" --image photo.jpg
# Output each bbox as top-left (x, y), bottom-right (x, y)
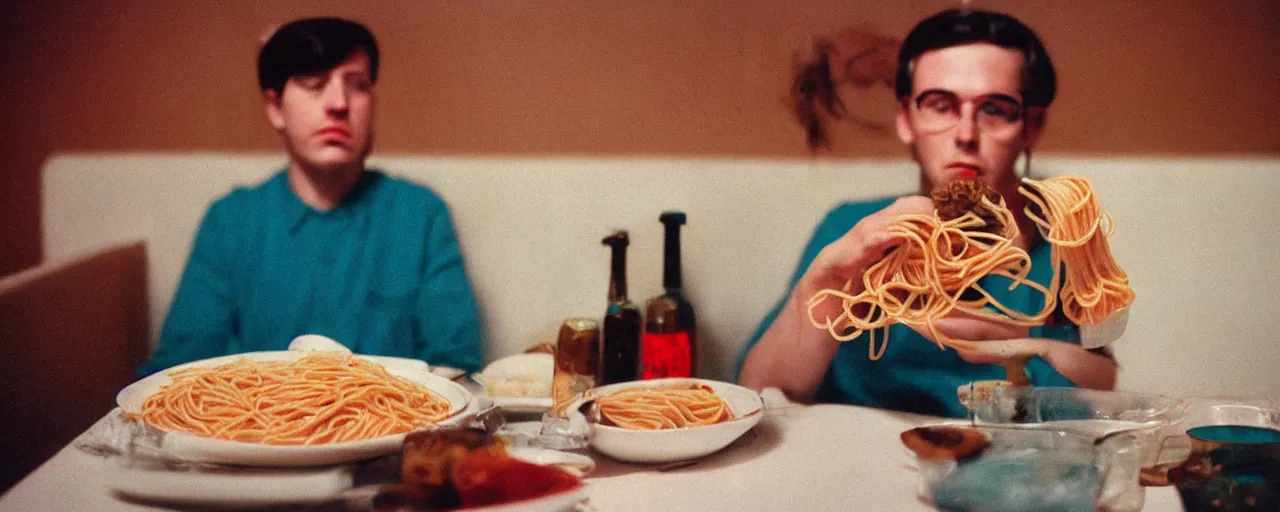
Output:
top-left (912, 89), bottom-right (1024, 139)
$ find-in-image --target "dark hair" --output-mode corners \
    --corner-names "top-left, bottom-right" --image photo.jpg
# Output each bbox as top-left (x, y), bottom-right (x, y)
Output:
top-left (894, 9), bottom-right (1056, 108)
top-left (257, 17), bottom-right (380, 95)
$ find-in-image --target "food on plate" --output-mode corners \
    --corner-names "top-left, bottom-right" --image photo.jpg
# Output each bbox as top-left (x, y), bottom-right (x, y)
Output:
top-left (595, 382), bottom-right (734, 430)
top-left (130, 353), bottom-right (454, 445)
top-left (401, 428), bottom-right (507, 506)
top-left (400, 428), bottom-right (580, 509)
top-left (471, 353), bottom-right (554, 398)
top-left (900, 425), bottom-right (991, 461)
top-left (806, 176), bottom-right (1132, 361)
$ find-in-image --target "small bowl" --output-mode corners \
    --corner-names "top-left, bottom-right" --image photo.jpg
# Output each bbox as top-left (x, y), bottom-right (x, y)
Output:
top-left (569, 378), bottom-right (763, 464)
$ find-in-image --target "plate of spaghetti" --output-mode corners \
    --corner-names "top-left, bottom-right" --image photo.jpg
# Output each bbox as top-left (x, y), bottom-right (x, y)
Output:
top-left (569, 378), bottom-right (763, 463)
top-left (116, 349), bottom-right (476, 467)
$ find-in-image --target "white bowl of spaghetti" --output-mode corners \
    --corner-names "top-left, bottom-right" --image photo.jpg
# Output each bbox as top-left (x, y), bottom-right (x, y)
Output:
top-left (570, 378), bottom-right (764, 464)
top-left (116, 350), bottom-right (476, 467)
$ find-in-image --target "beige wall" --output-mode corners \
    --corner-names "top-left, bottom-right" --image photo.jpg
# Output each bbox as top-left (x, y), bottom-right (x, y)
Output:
top-left (3, 0), bottom-right (1279, 275)
top-left (41, 154), bottom-right (1280, 400)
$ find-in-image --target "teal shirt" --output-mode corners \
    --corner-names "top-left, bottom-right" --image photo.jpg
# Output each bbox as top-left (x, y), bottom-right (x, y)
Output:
top-left (735, 197), bottom-right (1080, 418)
top-left (138, 170), bottom-right (484, 377)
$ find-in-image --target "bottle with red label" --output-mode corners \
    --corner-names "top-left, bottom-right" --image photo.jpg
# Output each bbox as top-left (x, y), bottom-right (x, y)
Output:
top-left (640, 211), bottom-right (698, 379)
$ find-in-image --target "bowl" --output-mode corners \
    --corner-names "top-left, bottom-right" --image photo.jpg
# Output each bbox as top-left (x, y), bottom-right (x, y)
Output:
top-left (568, 378), bottom-right (763, 464)
top-left (1148, 396), bottom-right (1280, 488)
top-left (1173, 424), bottom-right (1280, 511)
top-left (964, 385), bottom-right (1179, 471)
top-left (907, 422), bottom-right (1145, 512)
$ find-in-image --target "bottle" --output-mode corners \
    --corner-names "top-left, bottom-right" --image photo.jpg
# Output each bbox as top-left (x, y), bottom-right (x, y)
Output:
top-left (640, 211), bottom-right (698, 379)
top-left (600, 231), bottom-right (641, 385)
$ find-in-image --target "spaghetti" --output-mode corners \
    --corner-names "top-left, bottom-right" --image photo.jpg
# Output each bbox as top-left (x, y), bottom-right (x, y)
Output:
top-left (807, 176), bottom-right (1132, 360)
top-left (596, 383), bottom-right (734, 430)
top-left (1019, 176), bottom-right (1134, 325)
top-left (807, 186), bottom-right (1056, 359)
top-left (132, 353), bottom-right (454, 445)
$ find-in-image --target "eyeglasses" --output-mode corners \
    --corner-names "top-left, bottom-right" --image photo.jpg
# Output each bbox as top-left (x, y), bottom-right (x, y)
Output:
top-left (911, 90), bottom-right (1024, 139)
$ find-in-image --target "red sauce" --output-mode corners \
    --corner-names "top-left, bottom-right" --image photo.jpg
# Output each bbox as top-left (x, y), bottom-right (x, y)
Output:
top-left (451, 451), bottom-right (581, 509)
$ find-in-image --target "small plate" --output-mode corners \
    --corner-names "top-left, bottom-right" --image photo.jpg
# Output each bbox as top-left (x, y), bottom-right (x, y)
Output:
top-left (507, 446), bottom-right (596, 477)
top-left (462, 482), bottom-right (586, 512)
top-left (490, 396), bottom-right (555, 414)
top-left (471, 353), bottom-right (555, 413)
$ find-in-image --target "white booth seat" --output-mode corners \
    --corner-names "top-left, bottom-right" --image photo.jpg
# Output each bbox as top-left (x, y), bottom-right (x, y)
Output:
top-left (39, 152), bottom-right (1280, 399)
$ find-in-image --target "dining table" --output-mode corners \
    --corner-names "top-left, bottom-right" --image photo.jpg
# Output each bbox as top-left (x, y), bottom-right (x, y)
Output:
top-left (0, 391), bottom-right (1184, 511)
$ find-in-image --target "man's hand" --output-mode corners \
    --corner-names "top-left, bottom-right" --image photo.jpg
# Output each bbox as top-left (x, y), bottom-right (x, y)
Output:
top-left (951, 338), bottom-right (1051, 365)
top-left (740, 196), bottom-right (934, 401)
top-left (800, 196), bottom-right (935, 322)
top-left (923, 314), bottom-right (1029, 342)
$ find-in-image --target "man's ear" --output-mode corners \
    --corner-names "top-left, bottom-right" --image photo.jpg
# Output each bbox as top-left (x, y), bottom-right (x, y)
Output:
top-left (895, 102), bottom-right (915, 145)
top-left (264, 89), bottom-right (285, 131)
top-left (1022, 107), bottom-right (1047, 150)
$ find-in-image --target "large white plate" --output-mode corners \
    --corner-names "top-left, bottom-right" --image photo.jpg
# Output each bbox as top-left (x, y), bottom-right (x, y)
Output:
top-left (116, 350), bottom-right (477, 467)
top-left (105, 447), bottom-right (591, 511)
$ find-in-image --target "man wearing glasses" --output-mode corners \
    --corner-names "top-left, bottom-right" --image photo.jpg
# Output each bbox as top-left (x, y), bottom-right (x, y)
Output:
top-left (737, 9), bottom-right (1117, 417)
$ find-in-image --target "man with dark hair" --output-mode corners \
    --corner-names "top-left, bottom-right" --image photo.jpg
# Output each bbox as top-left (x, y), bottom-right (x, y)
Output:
top-left (137, 17), bottom-right (483, 376)
top-left (737, 9), bottom-right (1116, 417)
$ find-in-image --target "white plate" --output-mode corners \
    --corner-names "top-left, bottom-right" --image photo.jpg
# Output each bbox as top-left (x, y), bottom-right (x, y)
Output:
top-left (570, 378), bottom-right (764, 464)
top-left (506, 446), bottom-right (596, 478)
top-left (471, 353), bottom-right (555, 413)
top-left (491, 396), bottom-right (555, 414)
top-left (116, 350), bottom-right (476, 467)
top-left (464, 483), bottom-right (586, 512)
top-left (105, 463), bottom-right (356, 510)
top-left (105, 448), bottom-right (589, 511)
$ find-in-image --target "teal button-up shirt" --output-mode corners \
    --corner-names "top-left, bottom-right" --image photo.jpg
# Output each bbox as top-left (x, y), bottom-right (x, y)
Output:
top-left (735, 197), bottom-right (1080, 418)
top-left (137, 170), bottom-right (484, 377)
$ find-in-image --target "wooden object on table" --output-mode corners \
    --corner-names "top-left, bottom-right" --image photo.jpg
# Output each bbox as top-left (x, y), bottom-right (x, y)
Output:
top-left (1002, 358), bottom-right (1031, 387)
top-left (0, 242), bottom-right (148, 493)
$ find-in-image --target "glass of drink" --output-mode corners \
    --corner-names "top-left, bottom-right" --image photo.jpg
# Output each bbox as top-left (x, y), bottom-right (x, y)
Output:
top-left (534, 318), bottom-right (600, 450)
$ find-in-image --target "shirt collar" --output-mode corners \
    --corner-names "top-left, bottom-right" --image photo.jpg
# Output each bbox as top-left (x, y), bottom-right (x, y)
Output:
top-left (278, 169), bottom-right (381, 235)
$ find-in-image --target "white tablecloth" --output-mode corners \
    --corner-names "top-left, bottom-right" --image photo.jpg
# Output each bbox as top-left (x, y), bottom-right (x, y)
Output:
top-left (0, 403), bottom-right (1183, 511)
